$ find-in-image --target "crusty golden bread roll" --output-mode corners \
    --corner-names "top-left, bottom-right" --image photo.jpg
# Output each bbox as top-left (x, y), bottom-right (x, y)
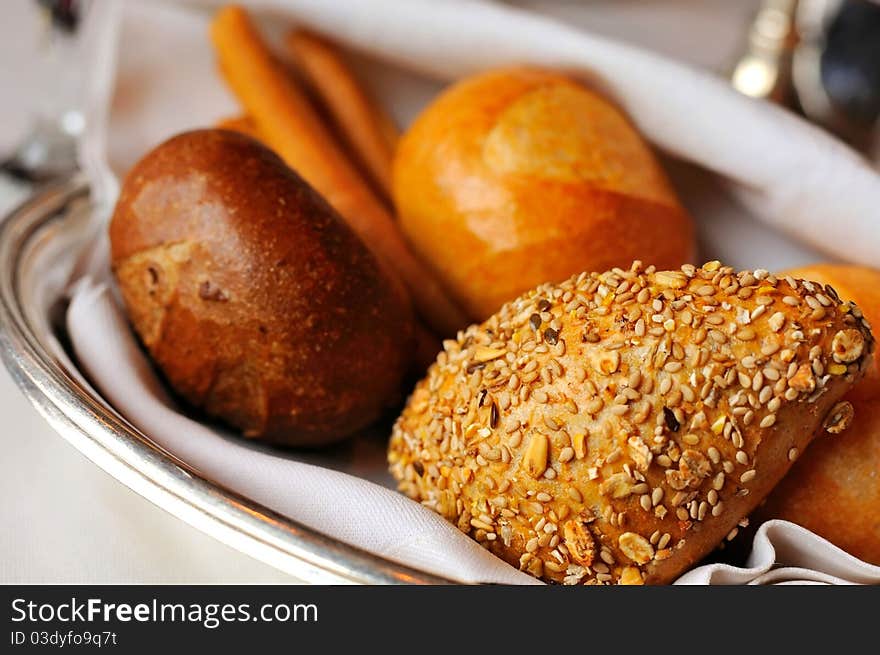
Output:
top-left (389, 261), bottom-right (874, 584)
top-left (759, 399), bottom-right (880, 565)
top-left (392, 68), bottom-right (695, 321)
top-left (758, 264), bottom-right (880, 565)
top-left (110, 129), bottom-right (414, 446)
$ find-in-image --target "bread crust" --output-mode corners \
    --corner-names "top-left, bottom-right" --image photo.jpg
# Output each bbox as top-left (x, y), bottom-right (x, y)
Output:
top-left (389, 261), bottom-right (873, 584)
top-left (110, 129), bottom-right (414, 445)
top-left (757, 397), bottom-right (880, 566)
top-left (757, 264), bottom-right (880, 564)
top-left (392, 68), bottom-right (695, 321)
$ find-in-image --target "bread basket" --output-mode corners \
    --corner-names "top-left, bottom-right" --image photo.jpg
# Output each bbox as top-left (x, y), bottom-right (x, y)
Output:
top-left (5, 0), bottom-right (880, 586)
top-left (0, 175), bottom-right (451, 584)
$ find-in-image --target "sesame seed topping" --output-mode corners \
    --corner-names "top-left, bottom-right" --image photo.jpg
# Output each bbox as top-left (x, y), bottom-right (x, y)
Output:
top-left (389, 261), bottom-right (875, 585)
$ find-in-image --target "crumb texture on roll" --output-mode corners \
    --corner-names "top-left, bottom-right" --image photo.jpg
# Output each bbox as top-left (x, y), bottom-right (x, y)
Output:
top-left (389, 261), bottom-right (874, 584)
top-left (110, 129), bottom-right (414, 446)
top-left (392, 68), bottom-right (695, 321)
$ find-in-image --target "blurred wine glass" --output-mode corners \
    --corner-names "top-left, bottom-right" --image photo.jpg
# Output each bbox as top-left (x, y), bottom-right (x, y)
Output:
top-left (1, 0), bottom-right (90, 185)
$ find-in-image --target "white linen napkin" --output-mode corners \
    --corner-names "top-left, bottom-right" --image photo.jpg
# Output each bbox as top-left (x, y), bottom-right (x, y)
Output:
top-left (65, 0), bottom-right (880, 584)
top-left (67, 276), bottom-right (880, 585)
top-left (67, 276), bottom-right (538, 584)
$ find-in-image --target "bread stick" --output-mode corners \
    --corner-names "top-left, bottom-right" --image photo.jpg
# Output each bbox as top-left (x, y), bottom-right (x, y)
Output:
top-left (285, 29), bottom-right (398, 200)
top-left (216, 115), bottom-right (263, 141)
top-left (209, 6), bottom-right (467, 335)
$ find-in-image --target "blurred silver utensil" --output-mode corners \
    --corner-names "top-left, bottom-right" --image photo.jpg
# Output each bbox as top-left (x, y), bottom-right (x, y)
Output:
top-left (732, 0), bottom-right (880, 157)
top-left (731, 0), bottom-right (800, 104)
top-left (0, 0), bottom-right (86, 186)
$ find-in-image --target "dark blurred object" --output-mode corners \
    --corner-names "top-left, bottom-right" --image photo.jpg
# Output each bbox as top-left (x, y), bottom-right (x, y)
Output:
top-left (821, 2), bottom-right (880, 126)
top-left (794, 0), bottom-right (880, 153)
top-left (37, 0), bottom-right (81, 33)
top-left (733, 0), bottom-right (880, 157)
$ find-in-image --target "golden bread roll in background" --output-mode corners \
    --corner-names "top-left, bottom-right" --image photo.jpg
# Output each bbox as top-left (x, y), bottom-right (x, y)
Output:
top-left (758, 264), bottom-right (880, 565)
top-left (389, 261), bottom-right (874, 584)
top-left (392, 68), bottom-right (695, 321)
top-left (110, 130), bottom-right (414, 446)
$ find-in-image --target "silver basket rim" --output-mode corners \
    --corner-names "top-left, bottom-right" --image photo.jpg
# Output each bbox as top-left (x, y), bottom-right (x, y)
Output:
top-left (0, 175), bottom-right (454, 585)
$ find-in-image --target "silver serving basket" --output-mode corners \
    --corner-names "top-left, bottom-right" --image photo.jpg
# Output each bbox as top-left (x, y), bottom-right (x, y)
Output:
top-left (0, 176), bottom-right (451, 584)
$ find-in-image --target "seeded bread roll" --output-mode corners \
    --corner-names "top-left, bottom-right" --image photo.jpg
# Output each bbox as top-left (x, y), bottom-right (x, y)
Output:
top-left (757, 264), bottom-right (880, 565)
top-left (389, 261), bottom-right (874, 584)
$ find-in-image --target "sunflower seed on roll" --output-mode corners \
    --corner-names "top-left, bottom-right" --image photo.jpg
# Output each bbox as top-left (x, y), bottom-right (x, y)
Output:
top-left (389, 260), bottom-right (874, 584)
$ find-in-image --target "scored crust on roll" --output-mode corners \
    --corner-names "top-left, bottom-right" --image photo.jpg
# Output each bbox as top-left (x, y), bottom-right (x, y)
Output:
top-left (392, 67), bottom-right (695, 321)
top-left (389, 261), bottom-right (874, 584)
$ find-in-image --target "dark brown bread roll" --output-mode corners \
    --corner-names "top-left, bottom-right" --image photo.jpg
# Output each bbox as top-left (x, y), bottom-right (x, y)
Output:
top-left (110, 129), bottom-right (414, 446)
top-left (389, 261), bottom-right (873, 584)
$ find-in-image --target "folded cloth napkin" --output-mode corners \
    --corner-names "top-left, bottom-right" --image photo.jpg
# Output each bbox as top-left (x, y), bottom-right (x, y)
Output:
top-left (66, 0), bottom-right (880, 584)
top-left (68, 277), bottom-right (880, 585)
